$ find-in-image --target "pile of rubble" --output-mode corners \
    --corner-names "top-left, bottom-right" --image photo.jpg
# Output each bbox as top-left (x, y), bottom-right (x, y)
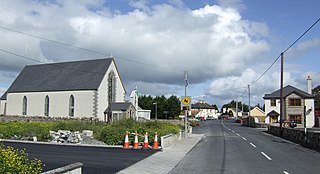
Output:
top-left (49, 130), bottom-right (103, 144)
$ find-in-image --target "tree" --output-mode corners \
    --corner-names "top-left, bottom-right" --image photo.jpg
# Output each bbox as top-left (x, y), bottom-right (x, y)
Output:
top-left (167, 95), bottom-right (181, 119)
top-left (138, 95), bottom-right (181, 119)
top-left (221, 100), bottom-right (250, 112)
top-left (212, 104), bottom-right (219, 111)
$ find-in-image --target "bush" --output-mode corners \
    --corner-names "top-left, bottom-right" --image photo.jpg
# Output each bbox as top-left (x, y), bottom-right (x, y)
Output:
top-left (95, 119), bottom-right (180, 145)
top-left (0, 144), bottom-right (43, 173)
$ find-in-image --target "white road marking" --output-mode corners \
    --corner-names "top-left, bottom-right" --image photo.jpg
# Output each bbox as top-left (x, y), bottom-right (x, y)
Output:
top-left (249, 143), bottom-right (256, 148)
top-left (242, 137), bottom-right (247, 141)
top-left (236, 133), bottom-right (240, 136)
top-left (283, 171), bottom-right (290, 174)
top-left (261, 152), bottom-right (272, 161)
top-left (231, 130), bottom-right (235, 133)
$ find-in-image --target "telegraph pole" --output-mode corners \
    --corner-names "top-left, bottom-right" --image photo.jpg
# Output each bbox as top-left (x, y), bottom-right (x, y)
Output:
top-left (248, 84), bottom-right (251, 126)
top-left (184, 71), bottom-right (188, 138)
top-left (280, 53), bottom-right (284, 131)
top-left (236, 99), bottom-right (238, 119)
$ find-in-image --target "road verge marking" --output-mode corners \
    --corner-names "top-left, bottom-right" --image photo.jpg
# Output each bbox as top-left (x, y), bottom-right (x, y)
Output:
top-left (249, 143), bottom-right (256, 148)
top-left (261, 152), bottom-right (272, 161)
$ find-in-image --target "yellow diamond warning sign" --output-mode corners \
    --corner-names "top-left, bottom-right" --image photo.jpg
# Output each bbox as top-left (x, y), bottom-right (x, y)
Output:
top-left (181, 96), bottom-right (191, 106)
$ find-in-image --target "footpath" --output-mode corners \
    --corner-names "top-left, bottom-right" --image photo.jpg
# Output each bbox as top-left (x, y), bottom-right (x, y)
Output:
top-left (117, 134), bottom-right (204, 174)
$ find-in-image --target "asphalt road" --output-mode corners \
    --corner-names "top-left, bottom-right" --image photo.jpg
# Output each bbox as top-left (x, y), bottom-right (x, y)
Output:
top-left (2, 142), bottom-right (159, 174)
top-left (169, 120), bottom-right (320, 174)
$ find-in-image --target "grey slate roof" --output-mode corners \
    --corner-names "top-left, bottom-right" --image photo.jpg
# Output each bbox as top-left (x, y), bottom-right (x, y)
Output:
top-left (191, 102), bottom-right (215, 109)
top-left (263, 85), bottom-right (314, 99)
top-left (0, 92), bottom-right (7, 100)
top-left (110, 102), bottom-right (132, 111)
top-left (267, 110), bottom-right (279, 117)
top-left (5, 58), bottom-right (113, 93)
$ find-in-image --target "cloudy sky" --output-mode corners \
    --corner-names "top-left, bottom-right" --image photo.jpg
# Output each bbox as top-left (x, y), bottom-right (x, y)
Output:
top-left (0, 0), bottom-right (319, 109)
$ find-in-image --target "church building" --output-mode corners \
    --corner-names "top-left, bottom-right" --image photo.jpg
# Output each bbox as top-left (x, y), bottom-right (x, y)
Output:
top-left (0, 58), bottom-right (126, 122)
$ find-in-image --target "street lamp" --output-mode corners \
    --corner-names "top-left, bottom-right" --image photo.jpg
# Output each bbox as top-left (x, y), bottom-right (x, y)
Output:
top-left (153, 102), bottom-right (157, 120)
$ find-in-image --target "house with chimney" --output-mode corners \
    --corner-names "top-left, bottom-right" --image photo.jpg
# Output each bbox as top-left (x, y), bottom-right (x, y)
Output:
top-left (0, 58), bottom-right (127, 122)
top-left (263, 76), bottom-right (315, 128)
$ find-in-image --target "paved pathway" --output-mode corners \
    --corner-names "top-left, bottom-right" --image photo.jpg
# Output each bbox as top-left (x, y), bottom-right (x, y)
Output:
top-left (117, 134), bottom-right (204, 174)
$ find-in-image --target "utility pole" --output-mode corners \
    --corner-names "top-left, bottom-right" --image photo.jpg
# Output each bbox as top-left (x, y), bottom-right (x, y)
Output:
top-left (153, 102), bottom-right (158, 120)
top-left (184, 71), bottom-right (188, 138)
top-left (236, 99), bottom-right (238, 119)
top-left (280, 52), bottom-right (284, 132)
top-left (248, 84), bottom-right (251, 127)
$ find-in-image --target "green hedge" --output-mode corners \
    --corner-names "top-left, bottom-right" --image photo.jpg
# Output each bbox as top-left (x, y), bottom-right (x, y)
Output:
top-left (95, 119), bottom-right (180, 145)
top-left (0, 119), bottom-right (181, 145)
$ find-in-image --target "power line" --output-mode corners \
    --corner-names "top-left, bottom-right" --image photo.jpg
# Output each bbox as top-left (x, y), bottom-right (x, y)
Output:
top-left (0, 48), bottom-right (105, 75)
top-left (249, 17), bottom-right (320, 87)
top-left (0, 25), bottom-right (182, 73)
top-left (282, 18), bottom-right (320, 54)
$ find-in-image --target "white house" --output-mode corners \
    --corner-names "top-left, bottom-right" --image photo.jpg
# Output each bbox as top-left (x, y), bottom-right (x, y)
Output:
top-left (263, 82), bottom-right (315, 128)
top-left (191, 101), bottom-right (219, 119)
top-left (0, 58), bottom-right (126, 122)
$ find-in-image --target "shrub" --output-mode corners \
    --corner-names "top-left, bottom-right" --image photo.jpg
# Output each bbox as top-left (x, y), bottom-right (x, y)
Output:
top-left (0, 144), bottom-right (43, 173)
top-left (96, 119), bottom-right (180, 145)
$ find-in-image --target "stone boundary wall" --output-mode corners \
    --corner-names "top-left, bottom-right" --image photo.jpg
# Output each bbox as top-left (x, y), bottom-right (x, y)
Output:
top-left (0, 115), bottom-right (99, 123)
top-left (268, 126), bottom-right (320, 152)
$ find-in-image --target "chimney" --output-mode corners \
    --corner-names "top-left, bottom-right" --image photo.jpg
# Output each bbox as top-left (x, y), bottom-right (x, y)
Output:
top-left (307, 75), bottom-right (312, 94)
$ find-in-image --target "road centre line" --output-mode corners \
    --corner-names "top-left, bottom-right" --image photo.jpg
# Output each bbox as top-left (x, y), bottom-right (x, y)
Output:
top-left (261, 152), bottom-right (272, 161)
top-left (249, 143), bottom-right (256, 148)
top-left (236, 133), bottom-right (240, 136)
top-left (283, 171), bottom-right (290, 174)
top-left (242, 137), bottom-right (247, 141)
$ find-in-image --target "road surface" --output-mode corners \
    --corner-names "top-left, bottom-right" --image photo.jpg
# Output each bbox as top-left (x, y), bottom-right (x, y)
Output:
top-left (170, 120), bottom-right (320, 174)
top-left (2, 142), bottom-right (158, 173)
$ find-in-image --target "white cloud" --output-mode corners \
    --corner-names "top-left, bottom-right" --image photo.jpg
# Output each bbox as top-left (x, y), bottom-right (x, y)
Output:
top-left (0, 1), bottom-right (272, 101)
top-left (207, 68), bottom-right (298, 107)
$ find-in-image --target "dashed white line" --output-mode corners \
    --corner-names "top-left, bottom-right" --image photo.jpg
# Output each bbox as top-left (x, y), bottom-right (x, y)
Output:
top-left (231, 130), bottom-right (235, 133)
top-left (261, 152), bottom-right (272, 161)
top-left (236, 133), bottom-right (240, 136)
top-left (242, 137), bottom-right (247, 141)
top-left (283, 171), bottom-right (290, 174)
top-left (249, 143), bottom-right (256, 148)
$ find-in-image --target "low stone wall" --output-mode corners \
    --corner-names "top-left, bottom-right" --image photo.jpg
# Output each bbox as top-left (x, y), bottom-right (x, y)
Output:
top-left (0, 115), bottom-right (99, 123)
top-left (161, 130), bottom-right (186, 148)
top-left (268, 126), bottom-right (320, 152)
top-left (42, 162), bottom-right (83, 174)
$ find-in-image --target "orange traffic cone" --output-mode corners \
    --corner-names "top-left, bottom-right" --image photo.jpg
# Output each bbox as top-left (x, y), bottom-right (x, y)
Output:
top-left (133, 132), bottom-right (139, 149)
top-left (143, 132), bottom-right (149, 149)
top-left (153, 132), bottom-right (158, 149)
top-left (123, 131), bottom-right (130, 149)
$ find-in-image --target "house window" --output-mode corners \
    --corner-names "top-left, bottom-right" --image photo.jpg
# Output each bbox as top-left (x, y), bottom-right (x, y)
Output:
top-left (44, 95), bottom-right (49, 116)
top-left (69, 95), bottom-right (74, 116)
top-left (22, 96), bottom-right (27, 115)
top-left (270, 99), bottom-right (276, 107)
top-left (289, 98), bottom-right (301, 106)
top-left (289, 114), bottom-right (302, 124)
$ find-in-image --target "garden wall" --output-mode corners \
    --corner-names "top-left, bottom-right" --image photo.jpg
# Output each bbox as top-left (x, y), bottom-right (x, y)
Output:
top-left (268, 126), bottom-right (320, 152)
